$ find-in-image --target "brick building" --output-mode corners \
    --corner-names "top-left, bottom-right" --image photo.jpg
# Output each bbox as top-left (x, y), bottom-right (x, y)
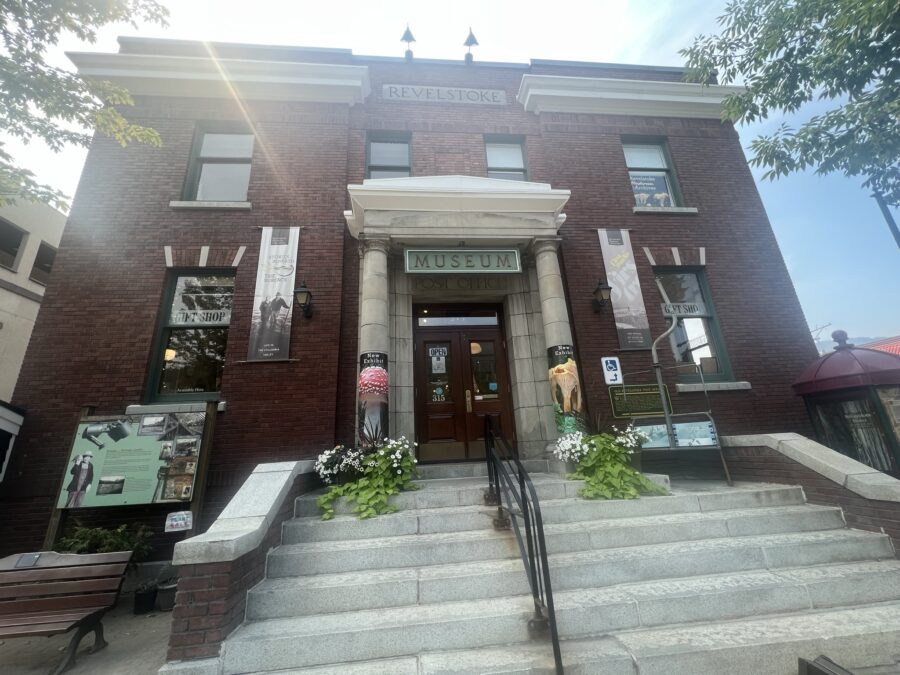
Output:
top-left (0, 37), bottom-right (818, 557)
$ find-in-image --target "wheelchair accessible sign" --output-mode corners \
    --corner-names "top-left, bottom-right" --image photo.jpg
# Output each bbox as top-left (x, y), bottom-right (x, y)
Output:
top-left (601, 356), bottom-right (623, 385)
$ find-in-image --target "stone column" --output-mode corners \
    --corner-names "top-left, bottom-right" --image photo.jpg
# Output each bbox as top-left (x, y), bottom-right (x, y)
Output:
top-left (357, 238), bottom-right (391, 447)
top-left (533, 239), bottom-right (585, 435)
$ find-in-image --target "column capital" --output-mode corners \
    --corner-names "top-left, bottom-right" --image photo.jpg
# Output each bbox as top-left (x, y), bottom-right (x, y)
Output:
top-left (530, 238), bottom-right (561, 257)
top-left (360, 237), bottom-right (391, 255)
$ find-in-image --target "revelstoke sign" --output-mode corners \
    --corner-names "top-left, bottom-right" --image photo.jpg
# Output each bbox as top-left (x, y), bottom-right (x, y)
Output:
top-left (405, 249), bottom-right (521, 274)
top-left (383, 84), bottom-right (507, 105)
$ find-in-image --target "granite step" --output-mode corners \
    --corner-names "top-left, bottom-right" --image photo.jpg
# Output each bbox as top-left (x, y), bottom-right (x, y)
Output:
top-left (284, 490), bottom-right (817, 545)
top-left (414, 602), bottom-right (900, 674)
top-left (229, 579), bottom-right (900, 673)
top-left (248, 556), bottom-right (900, 624)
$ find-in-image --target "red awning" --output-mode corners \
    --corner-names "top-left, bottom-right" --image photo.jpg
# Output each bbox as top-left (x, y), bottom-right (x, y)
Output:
top-left (793, 332), bottom-right (900, 395)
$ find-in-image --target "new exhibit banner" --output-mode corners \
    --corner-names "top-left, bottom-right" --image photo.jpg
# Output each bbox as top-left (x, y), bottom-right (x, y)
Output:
top-left (56, 412), bottom-right (206, 509)
top-left (248, 226), bottom-right (300, 361)
top-left (598, 229), bottom-right (652, 349)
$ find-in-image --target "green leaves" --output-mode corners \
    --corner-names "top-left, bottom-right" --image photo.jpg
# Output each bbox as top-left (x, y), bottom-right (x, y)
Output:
top-left (0, 0), bottom-right (169, 207)
top-left (681, 0), bottom-right (900, 206)
top-left (569, 433), bottom-right (668, 501)
top-left (318, 439), bottom-right (420, 520)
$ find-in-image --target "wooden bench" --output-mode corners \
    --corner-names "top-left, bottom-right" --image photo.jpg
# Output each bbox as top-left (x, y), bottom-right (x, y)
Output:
top-left (0, 550), bottom-right (132, 674)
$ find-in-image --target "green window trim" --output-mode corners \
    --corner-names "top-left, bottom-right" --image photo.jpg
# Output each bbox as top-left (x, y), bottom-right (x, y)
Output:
top-left (622, 138), bottom-right (685, 208)
top-left (145, 268), bottom-right (235, 404)
top-left (366, 132), bottom-right (411, 179)
top-left (484, 136), bottom-right (528, 181)
top-left (182, 122), bottom-right (255, 202)
top-left (653, 266), bottom-right (734, 383)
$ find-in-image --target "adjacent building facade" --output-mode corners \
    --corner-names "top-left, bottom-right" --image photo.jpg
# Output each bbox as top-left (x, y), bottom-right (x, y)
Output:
top-left (0, 37), bottom-right (819, 557)
top-left (0, 201), bottom-right (65, 402)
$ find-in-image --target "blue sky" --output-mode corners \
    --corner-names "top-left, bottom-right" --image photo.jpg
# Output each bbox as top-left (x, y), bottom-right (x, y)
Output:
top-left (5, 0), bottom-right (898, 338)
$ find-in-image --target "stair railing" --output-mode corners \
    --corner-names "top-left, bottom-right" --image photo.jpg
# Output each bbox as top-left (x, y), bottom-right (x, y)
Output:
top-left (484, 415), bottom-right (563, 674)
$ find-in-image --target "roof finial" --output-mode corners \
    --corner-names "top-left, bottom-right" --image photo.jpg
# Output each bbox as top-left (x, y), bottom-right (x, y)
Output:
top-left (464, 27), bottom-right (478, 64)
top-left (832, 329), bottom-right (854, 350)
top-left (401, 25), bottom-right (415, 60)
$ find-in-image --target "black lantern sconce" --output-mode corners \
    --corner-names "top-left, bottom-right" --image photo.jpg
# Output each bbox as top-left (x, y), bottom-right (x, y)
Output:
top-left (294, 281), bottom-right (313, 319)
top-left (592, 279), bottom-right (613, 312)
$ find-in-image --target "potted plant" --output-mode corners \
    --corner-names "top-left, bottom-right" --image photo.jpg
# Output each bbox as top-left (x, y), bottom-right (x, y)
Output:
top-left (154, 564), bottom-right (178, 611)
top-left (133, 580), bottom-right (158, 614)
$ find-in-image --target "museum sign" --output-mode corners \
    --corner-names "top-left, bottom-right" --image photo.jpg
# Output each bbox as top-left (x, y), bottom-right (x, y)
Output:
top-left (404, 249), bottom-right (521, 274)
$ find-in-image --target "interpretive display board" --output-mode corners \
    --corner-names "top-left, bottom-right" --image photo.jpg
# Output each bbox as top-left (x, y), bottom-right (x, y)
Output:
top-left (56, 412), bottom-right (206, 509)
top-left (638, 420), bottom-right (718, 448)
top-left (609, 384), bottom-right (672, 418)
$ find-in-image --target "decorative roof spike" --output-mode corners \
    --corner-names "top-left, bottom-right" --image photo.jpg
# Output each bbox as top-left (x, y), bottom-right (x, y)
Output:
top-left (401, 24), bottom-right (416, 60)
top-left (464, 27), bottom-right (478, 64)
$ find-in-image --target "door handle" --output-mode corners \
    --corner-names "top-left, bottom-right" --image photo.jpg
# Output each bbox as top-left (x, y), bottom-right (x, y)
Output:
top-left (465, 389), bottom-right (472, 413)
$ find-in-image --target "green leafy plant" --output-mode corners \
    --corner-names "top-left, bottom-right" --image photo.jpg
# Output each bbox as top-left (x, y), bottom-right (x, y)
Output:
top-left (556, 426), bottom-right (667, 500)
top-left (58, 523), bottom-right (154, 563)
top-left (317, 437), bottom-right (419, 520)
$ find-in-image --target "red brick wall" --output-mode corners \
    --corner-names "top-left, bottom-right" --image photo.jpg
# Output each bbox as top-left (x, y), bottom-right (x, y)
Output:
top-left (1, 50), bottom-right (817, 556)
top-left (725, 446), bottom-right (900, 551)
top-left (167, 472), bottom-right (317, 662)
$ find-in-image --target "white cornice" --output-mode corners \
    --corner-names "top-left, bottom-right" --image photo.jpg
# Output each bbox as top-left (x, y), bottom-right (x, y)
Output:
top-left (517, 74), bottom-right (744, 119)
top-left (66, 51), bottom-right (370, 105)
top-left (344, 176), bottom-right (570, 239)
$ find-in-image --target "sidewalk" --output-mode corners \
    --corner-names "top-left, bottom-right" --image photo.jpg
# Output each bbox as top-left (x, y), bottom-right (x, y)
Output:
top-left (0, 597), bottom-right (170, 674)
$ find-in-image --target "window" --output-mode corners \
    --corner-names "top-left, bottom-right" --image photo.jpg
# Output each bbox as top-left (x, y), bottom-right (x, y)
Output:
top-left (485, 141), bottom-right (526, 180)
top-left (367, 136), bottom-right (410, 178)
top-left (29, 242), bottom-right (56, 285)
top-left (150, 272), bottom-right (235, 400)
top-left (186, 129), bottom-right (254, 201)
top-left (0, 219), bottom-right (25, 271)
top-left (623, 142), bottom-right (680, 207)
top-left (655, 269), bottom-right (732, 380)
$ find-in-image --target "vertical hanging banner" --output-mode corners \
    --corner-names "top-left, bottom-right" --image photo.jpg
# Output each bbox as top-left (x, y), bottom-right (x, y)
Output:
top-left (358, 352), bottom-right (389, 448)
top-left (548, 345), bottom-right (586, 434)
top-left (598, 229), bottom-right (652, 349)
top-left (248, 227), bottom-right (300, 361)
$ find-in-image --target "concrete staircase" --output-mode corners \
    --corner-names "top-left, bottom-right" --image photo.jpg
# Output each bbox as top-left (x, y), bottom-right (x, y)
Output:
top-left (219, 462), bottom-right (900, 674)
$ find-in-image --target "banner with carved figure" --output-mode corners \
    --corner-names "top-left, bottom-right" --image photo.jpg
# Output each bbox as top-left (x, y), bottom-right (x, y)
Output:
top-left (598, 228), bottom-right (652, 349)
top-left (548, 345), bottom-right (586, 434)
top-left (248, 227), bottom-right (300, 361)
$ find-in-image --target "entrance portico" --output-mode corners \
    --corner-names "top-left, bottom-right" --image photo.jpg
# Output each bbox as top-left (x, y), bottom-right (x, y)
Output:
top-left (345, 176), bottom-right (583, 458)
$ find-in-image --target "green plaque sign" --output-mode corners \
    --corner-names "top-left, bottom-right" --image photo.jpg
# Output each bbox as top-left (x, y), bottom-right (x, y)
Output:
top-left (609, 384), bottom-right (672, 418)
top-left (405, 249), bottom-right (521, 274)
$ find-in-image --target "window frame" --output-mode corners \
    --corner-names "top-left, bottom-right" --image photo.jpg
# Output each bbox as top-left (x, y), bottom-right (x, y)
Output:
top-left (622, 139), bottom-right (684, 208)
top-left (0, 218), bottom-right (27, 272)
top-left (183, 123), bottom-right (255, 202)
top-left (366, 132), bottom-right (411, 179)
top-left (145, 268), bottom-right (236, 403)
top-left (28, 241), bottom-right (56, 286)
top-left (484, 136), bottom-right (528, 181)
top-left (653, 266), bottom-right (734, 382)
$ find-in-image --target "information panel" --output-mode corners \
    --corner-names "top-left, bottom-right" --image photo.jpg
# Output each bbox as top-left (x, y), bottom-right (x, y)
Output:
top-left (56, 412), bottom-right (206, 509)
top-left (609, 384), bottom-right (671, 418)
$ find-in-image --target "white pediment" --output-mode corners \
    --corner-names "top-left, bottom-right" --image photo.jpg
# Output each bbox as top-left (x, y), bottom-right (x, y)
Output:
top-left (345, 176), bottom-right (570, 241)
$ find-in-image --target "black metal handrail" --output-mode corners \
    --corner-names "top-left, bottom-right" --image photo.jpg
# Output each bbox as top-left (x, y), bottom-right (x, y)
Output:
top-left (484, 415), bottom-right (563, 674)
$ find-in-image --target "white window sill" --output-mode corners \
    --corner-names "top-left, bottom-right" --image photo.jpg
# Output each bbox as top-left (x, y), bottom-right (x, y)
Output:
top-left (676, 381), bottom-right (751, 393)
top-left (169, 201), bottom-right (252, 210)
top-left (633, 206), bottom-right (698, 215)
top-left (125, 401), bottom-right (227, 414)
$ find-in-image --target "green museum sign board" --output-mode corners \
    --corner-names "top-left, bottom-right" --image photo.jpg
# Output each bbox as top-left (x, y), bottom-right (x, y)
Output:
top-left (405, 249), bottom-right (521, 274)
top-left (609, 384), bottom-right (672, 418)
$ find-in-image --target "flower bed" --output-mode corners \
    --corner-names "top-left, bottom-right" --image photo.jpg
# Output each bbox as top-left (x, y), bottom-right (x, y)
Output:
top-left (315, 437), bottom-right (419, 519)
top-left (553, 425), bottom-right (667, 500)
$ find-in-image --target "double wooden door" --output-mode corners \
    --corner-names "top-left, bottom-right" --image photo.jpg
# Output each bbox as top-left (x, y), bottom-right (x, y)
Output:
top-left (414, 327), bottom-right (515, 461)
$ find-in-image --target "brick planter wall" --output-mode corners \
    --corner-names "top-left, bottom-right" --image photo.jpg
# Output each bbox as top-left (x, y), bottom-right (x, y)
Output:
top-left (725, 446), bottom-right (900, 552)
top-left (166, 472), bottom-right (317, 662)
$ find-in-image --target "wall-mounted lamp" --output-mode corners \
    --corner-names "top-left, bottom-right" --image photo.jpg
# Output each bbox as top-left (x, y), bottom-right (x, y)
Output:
top-left (294, 281), bottom-right (314, 318)
top-left (592, 279), bottom-right (613, 312)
